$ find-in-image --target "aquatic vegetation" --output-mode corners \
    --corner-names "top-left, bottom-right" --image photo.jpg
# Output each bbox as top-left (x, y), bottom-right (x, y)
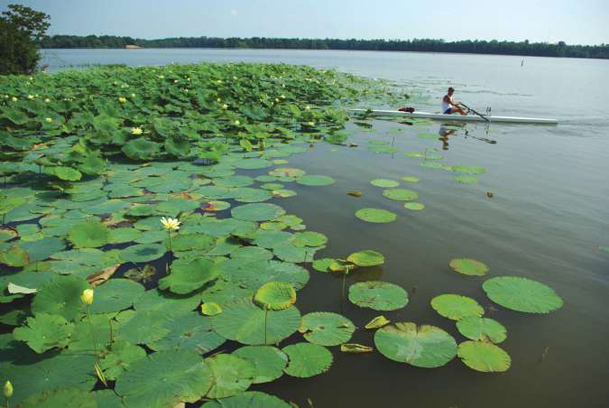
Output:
top-left (457, 341), bottom-right (511, 372)
top-left (431, 294), bottom-right (485, 321)
top-left (449, 258), bottom-right (489, 276)
top-left (482, 276), bottom-right (563, 313)
top-left (404, 202), bottom-right (425, 210)
top-left (456, 316), bottom-right (507, 344)
top-left (349, 281), bottom-right (409, 311)
top-left (282, 342), bottom-right (333, 378)
top-left (299, 312), bottom-right (356, 346)
top-left (355, 208), bottom-right (397, 223)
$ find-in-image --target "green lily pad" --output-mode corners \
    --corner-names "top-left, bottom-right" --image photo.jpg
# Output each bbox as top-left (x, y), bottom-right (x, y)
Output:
top-left (272, 241), bottom-right (321, 263)
top-left (115, 350), bottom-right (213, 407)
top-left (13, 313), bottom-right (74, 353)
top-left (212, 298), bottom-right (301, 345)
top-left (230, 246), bottom-right (274, 262)
top-left (401, 176), bottom-right (420, 183)
top-left (134, 289), bottom-right (200, 316)
top-left (269, 168), bottom-right (305, 178)
top-left (232, 346), bottom-right (288, 384)
top-left (115, 310), bottom-right (171, 346)
top-left (89, 279), bottom-right (145, 314)
top-left (205, 354), bottom-right (255, 399)
top-left (349, 281), bottom-right (408, 311)
top-left (282, 342), bottom-right (333, 378)
top-left (68, 218), bottom-right (111, 248)
top-left (231, 203), bottom-right (286, 222)
top-left (253, 230), bottom-right (294, 249)
top-left (119, 243), bottom-right (166, 263)
top-left (452, 165), bottom-right (486, 174)
top-left (0, 245), bottom-right (29, 267)
top-left (149, 312), bottom-right (225, 354)
top-left (296, 174), bottom-right (335, 186)
top-left (404, 202), bottom-right (425, 210)
top-left (202, 391), bottom-right (292, 408)
top-left (254, 281), bottom-right (297, 310)
top-left (449, 259), bottom-right (489, 276)
top-left (299, 312), bottom-right (356, 346)
top-left (355, 208), bottom-right (397, 223)
top-left (158, 258), bottom-right (220, 295)
top-left (382, 188), bottom-right (419, 201)
top-left (99, 340), bottom-right (147, 380)
top-left (374, 322), bottom-right (457, 368)
top-left (454, 175), bottom-right (478, 184)
top-left (370, 179), bottom-right (399, 188)
top-left (456, 316), bottom-right (507, 344)
top-left (431, 294), bottom-right (485, 321)
top-left (312, 258), bottom-right (334, 273)
top-left (220, 259), bottom-right (310, 291)
top-left (292, 231), bottom-right (328, 247)
top-left (482, 276), bottom-right (563, 314)
top-left (346, 249), bottom-right (384, 267)
top-left (233, 158), bottom-right (273, 170)
top-left (31, 275), bottom-right (89, 321)
top-left (19, 388), bottom-right (95, 408)
top-left (457, 341), bottom-right (511, 372)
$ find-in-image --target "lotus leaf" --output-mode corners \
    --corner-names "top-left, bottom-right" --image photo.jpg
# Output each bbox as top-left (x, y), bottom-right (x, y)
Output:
top-left (269, 167), bottom-right (305, 178)
top-left (456, 316), bottom-right (507, 344)
top-left (202, 391), bottom-right (292, 408)
top-left (312, 258), bottom-right (334, 273)
top-left (201, 302), bottom-right (223, 316)
top-left (370, 178), bottom-right (399, 188)
top-left (449, 259), bottom-right (489, 276)
top-left (233, 158), bottom-right (273, 169)
top-left (69, 219), bottom-right (111, 248)
top-left (205, 354), bottom-right (256, 399)
top-left (0, 228), bottom-right (17, 242)
top-left (431, 294), bottom-right (485, 321)
top-left (482, 276), bottom-right (563, 313)
top-left (401, 176), bottom-right (420, 183)
top-left (13, 313), bottom-right (74, 353)
top-left (273, 241), bottom-right (321, 263)
top-left (457, 341), bottom-right (511, 372)
top-left (254, 281), bottom-right (297, 310)
top-left (253, 230), bottom-right (293, 249)
top-left (149, 312), bottom-right (225, 354)
top-left (355, 208), bottom-right (397, 223)
top-left (404, 202), bottom-right (425, 210)
top-left (0, 245), bottom-right (29, 267)
top-left (109, 228), bottom-right (143, 244)
top-left (299, 312), bottom-right (356, 346)
top-left (365, 315), bottom-right (390, 329)
top-left (347, 249), bottom-right (385, 267)
top-left (296, 174), bottom-right (335, 186)
top-left (66, 312), bottom-right (115, 351)
top-left (99, 340), bottom-right (147, 380)
top-left (374, 322), bottom-right (457, 368)
top-left (231, 246), bottom-right (274, 261)
top-left (115, 350), bottom-right (213, 408)
top-left (214, 175), bottom-right (255, 188)
top-left (231, 203), bottom-right (286, 222)
top-left (382, 188), bottom-right (419, 201)
top-left (122, 137), bottom-right (162, 160)
top-left (282, 342), bottom-right (333, 378)
top-left (419, 161), bottom-right (444, 169)
top-left (89, 279), bottom-right (145, 314)
top-left (119, 243), bottom-right (166, 263)
top-left (293, 231), bottom-right (328, 247)
top-left (115, 310), bottom-right (171, 345)
top-left (166, 233), bottom-right (216, 253)
top-left (32, 275), bottom-right (89, 321)
top-left (232, 346), bottom-right (288, 384)
top-left (54, 166), bottom-right (83, 181)
top-left (233, 187), bottom-right (274, 203)
top-left (201, 279), bottom-right (256, 307)
top-left (212, 298), bottom-right (301, 345)
top-left (18, 237), bottom-right (66, 262)
top-left (349, 281), bottom-right (408, 311)
top-left (222, 259), bottom-right (310, 290)
top-left (19, 388), bottom-right (96, 408)
top-left (134, 289), bottom-right (200, 316)
top-left (454, 175), bottom-right (478, 184)
top-left (452, 165), bottom-right (486, 174)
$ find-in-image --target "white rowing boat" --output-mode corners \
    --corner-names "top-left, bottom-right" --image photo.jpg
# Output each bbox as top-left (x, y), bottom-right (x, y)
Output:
top-left (349, 109), bottom-right (558, 125)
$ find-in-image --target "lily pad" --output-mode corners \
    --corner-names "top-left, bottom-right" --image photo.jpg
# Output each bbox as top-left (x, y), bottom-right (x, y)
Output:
top-left (382, 188), bottom-right (419, 201)
top-left (346, 249), bottom-right (384, 267)
top-left (482, 276), bottom-right (563, 314)
top-left (99, 340), bottom-right (147, 380)
top-left (150, 312), bottom-right (225, 354)
top-left (68, 218), bottom-right (111, 248)
top-left (452, 165), bottom-right (486, 174)
top-left (404, 202), bottom-right (425, 211)
top-left (254, 281), bottom-right (297, 310)
top-left (13, 313), bottom-right (74, 353)
top-left (454, 175), bottom-right (478, 184)
top-left (456, 316), bottom-right (507, 344)
top-left (205, 354), bottom-right (255, 399)
top-left (0, 245), bottom-right (29, 267)
top-left (232, 346), bottom-right (288, 384)
top-left (231, 203), bottom-right (286, 222)
top-left (89, 279), bottom-right (145, 314)
top-left (299, 312), bottom-right (356, 346)
top-left (370, 178), bottom-right (399, 188)
top-left (212, 299), bottom-right (301, 345)
top-left (349, 281), bottom-right (408, 311)
top-left (158, 258), bottom-right (220, 295)
top-left (115, 349), bottom-right (213, 407)
top-left (201, 391), bottom-right (292, 408)
top-left (282, 342), bottom-right (333, 378)
top-left (119, 243), bottom-right (166, 263)
top-left (449, 259), bottom-right (489, 276)
top-left (401, 176), bottom-right (420, 183)
top-left (374, 322), bottom-right (457, 368)
top-left (457, 341), bottom-right (511, 372)
top-left (31, 275), bottom-right (89, 321)
top-left (296, 174), bottom-right (335, 186)
top-left (355, 208), bottom-right (397, 223)
top-left (431, 294), bottom-right (485, 321)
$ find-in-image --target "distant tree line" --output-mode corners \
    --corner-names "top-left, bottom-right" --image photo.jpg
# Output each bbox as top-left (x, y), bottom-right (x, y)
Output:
top-left (39, 35), bottom-right (609, 59)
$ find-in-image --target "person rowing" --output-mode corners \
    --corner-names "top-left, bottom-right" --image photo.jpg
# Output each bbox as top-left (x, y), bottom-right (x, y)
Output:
top-left (442, 87), bottom-right (467, 115)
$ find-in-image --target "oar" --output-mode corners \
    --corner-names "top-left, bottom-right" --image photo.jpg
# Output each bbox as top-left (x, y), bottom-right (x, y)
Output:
top-left (458, 102), bottom-right (490, 123)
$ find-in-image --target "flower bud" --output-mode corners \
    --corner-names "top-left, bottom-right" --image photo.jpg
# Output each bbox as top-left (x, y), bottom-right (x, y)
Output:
top-left (4, 381), bottom-right (13, 398)
top-left (80, 289), bottom-right (94, 305)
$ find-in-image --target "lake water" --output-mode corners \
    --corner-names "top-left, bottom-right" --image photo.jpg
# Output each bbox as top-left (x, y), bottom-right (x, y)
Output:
top-left (42, 49), bottom-right (609, 407)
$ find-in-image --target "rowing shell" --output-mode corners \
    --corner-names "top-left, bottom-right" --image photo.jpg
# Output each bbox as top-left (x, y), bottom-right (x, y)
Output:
top-left (349, 109), bottom-right (558, 125)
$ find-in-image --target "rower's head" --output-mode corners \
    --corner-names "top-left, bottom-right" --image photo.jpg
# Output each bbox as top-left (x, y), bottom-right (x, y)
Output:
top-left (448, 87), bottom-right (455, 95)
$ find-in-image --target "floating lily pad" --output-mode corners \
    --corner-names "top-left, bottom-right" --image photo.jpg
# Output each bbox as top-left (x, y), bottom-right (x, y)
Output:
top-left (115, 349), bottom-right (213, 407)
top-left (254, 281), bottom-right (297, 311)
top-left (454, 175), bottom-right (478, 184)
top-left (0, 245), bottom-right (29, 267)
top-left (31, 275), bottom-right (89, 321)
top-left (457, 341), bottom-right (511, 372)
top-left (232, 346), bottom-right (288, 384)
top-left (374, 322), bottom-right (457, 368)
top-left (365, 315), bottom-right (390, 330)
top-left (347, 250), bottom-right (384, 267)
top-left (370, 179), bottom-right (399, 188)
top-left (401, 176), bottom-right (420, 183)
top-left (431, 294), bottom-right (484, 321)
top-left (119, 243), bottom-right (166, 263)
top-left (296, 174), bottom-right (335, 186)
top-left (456, 316), bottom-right (507, 344)
top-left (482, 276), bottom-right (563, 314)
top-left (383, 188), bottom-right (419, 201)
top-left (212, 299), bottom-right (301, 345)
top-left (355, 208), bottom-right (397, 223)
top-left (158, 257), bottom-right (220, 295)
top-left (452, 165), bottom-right (486, 174)
top-left (99, 340), bottom-right (147, 380)
top-left (269, 168), bottom-right (305, 178)
top-left (19, 388), bottom-right (95, 408)
top-left (299, 312), bottom-right (356, 346)
top-left (292, 231), bottom-right (327, 247)
top-left (68, 218), bottom-right (111, 248)
top-left (205, 354), bottom-right (255, 399)
top-left (13, 313), bottom-right (74, 353)
top-left (404, 202), bottom-right (425, 211)
top-left (202, 391), bottom-right (292, 408)
top-left (349, 281), bottom-right (408, 311)
top-left (272, 241), bottom-right (320, 263)
top-left (115, 310), bottom-right (171, 345)
top-left (283, 343), bottom-right (333, 378)
top-left (449, 259), bottom-right (489, 276)
top-left (201, 302), bottom-right (223, 316)
top-left (231, 203), bottom-right (286, 222)
top-left (150, 312), bottom-right (225, 354)
top-left (233, 158), bottom-right (273, 170)
top-left (312, 258), bottom-right (334, 273)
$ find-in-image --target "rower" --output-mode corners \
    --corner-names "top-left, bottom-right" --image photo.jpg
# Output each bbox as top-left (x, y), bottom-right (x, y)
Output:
top-left (442, 87), bottom-right (467, 115)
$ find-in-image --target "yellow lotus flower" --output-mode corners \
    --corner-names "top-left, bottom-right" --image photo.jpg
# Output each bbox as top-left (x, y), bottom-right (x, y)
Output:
top-left (11, 97), bottom-right (17, 102)
top-left (130, 93), bottom-right (136, 98)
top-left (222, 104), bottom-right (228, 110)
top-left (3, 380), bottom-right (12, 398)
top-left (174, 79), bottom-right (178, 83)
top-left (216, 97), bottom-right (222, 102)
top-left (275, 98), bottom-right (280, 103)
top-left (280, 94), bottom-right (286, 99)
top-left (160, 217), bottom-right (181, 231)
top-left (118, 97), bottom-right (127, 103)
top-left (131, 127), bottom-right (143, 135)
top-left (158, 75), bottom-right (165, 79)
top-left (305, 105), bottom-right (311, 110)
top-left (27, 94), bottom-right (34, 99)
top-left (44, 98), bottom-right (50, 103)
top-left (45, 117), bottom-right (53, 123)
top-left (234, 120), bottom-right (240, 126)
top-left (80, 289), bottom-right (94, 305)
top-left (307, 121), bottom-right (315, 127)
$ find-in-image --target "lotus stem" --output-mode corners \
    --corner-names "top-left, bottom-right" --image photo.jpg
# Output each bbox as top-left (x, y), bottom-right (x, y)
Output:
top-left (167, 230), bottom-right (172, 251)
top-left (108, 318), bottom-right (114, 348)
top-left (264, 308), bottom-right (268, 345)
top-left (86, 306), bottom-right (98, 357)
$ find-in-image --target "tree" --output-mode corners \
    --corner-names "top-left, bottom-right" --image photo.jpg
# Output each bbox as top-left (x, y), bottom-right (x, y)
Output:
top-left (0, 4), bottom-right (50, 75)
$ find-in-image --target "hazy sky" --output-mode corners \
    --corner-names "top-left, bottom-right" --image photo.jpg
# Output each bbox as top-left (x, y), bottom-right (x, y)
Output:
top-left (1, 0), bottom-right (608, 45)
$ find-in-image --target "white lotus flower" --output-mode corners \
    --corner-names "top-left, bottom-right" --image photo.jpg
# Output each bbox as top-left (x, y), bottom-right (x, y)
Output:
top-left (160, 217), bottom-right (181, 231)
top-left (131, 127), bottom-right (143, 135)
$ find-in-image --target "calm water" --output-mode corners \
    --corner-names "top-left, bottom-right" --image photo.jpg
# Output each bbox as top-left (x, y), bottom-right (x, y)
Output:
top-left (43, 49), bottom-right (609, 407)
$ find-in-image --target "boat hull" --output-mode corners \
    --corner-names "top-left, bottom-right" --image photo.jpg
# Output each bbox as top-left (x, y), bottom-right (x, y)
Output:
top-left (349, 109), bottom-right (558, 124)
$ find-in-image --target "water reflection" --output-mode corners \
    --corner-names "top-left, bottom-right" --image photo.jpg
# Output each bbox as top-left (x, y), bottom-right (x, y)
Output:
top-left (436, 123), bottom-right (497, 150)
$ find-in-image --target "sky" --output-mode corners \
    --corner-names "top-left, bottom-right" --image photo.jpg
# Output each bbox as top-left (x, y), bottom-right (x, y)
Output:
top-left (1, 0), bottom-right (608, 45)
